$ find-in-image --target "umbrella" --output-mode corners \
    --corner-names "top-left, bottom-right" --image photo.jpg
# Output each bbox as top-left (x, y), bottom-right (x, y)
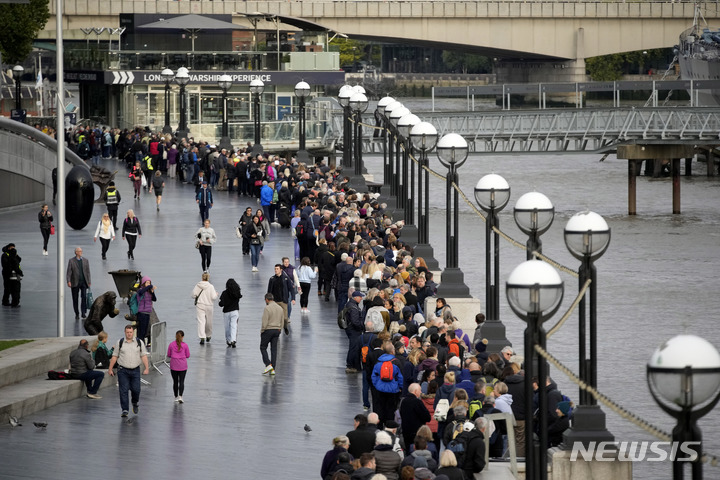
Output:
top-left (137, 14), bottom-right (247, 52)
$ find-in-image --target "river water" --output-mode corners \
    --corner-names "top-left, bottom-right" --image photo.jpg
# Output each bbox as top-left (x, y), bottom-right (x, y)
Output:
top-left (363, 98), bottom-right (720, 479)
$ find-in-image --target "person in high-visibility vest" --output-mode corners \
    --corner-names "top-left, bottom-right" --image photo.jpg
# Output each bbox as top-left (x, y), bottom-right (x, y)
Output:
top-left (103, 181), bottom-right (122, 229)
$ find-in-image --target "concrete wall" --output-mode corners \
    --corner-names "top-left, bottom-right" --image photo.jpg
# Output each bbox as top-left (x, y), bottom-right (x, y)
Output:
top-left (40, 1), bottom-right (714, 59)
top-left (0, 118), bottom-right (85, 212)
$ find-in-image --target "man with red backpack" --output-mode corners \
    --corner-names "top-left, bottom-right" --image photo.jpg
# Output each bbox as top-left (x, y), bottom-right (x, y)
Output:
top-left (370, 342), bottom-right (404, 427)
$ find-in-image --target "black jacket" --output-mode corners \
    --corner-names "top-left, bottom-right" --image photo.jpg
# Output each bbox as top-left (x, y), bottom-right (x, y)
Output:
top-left (399, 395), bottom-right (432, 440)
top-left (462, 429), bottom-right (486, 477)
top-left (267, 274), bottom-right (290, 304)
top-left (346, 425), bottom-right (377, 458)
top-left (218, 289), bottom-right (241, 313)
top-left (317, 248), bottom-right (336, 280)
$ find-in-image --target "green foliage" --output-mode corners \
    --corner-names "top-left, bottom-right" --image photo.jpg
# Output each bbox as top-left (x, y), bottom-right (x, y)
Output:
top-left (586, 48), bottom-right (670, 81)
top-left (331, 38), bottom-right (380, 68)
top-left (441, 50), bottom-right (492, 74)
top-left (0, 0), bottom-right (50, 64)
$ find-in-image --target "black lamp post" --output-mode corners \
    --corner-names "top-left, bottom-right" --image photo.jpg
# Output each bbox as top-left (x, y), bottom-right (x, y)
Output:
top-left (349, 90), bottom-right (369, 191)
top-left (382, 101), bottom-right (403, 201)
top-left (376, 96), bottom-right (395, 197)
top-left (409, 121), bottom-right (439, 271)
top-left (514, 191), bottom-right (555, 260)
top-left (562, 211), bottom-right (615, 447)
top-left (507, 260), bottom-right (564, 480)
top-left (218, 74), bottom-right (233, 151)
top-left (647, 335), bottom-right (720, 480)
top-left (389, 105), bottom-right (410, 214)
top-left (294, 80), bottom-right (311, 163)
top-left (338, 85), bottom-right (354, 170)
top-left (474, 174), bottom-right (512, 353)
top-left (174, 67), bottom-right (189, 141)
top-left (435, 133), bottom-right (471, 298)
top-left (250, 78), bottom-right (264, 157)
top-left (11, 65), bottom-right (25, 122)
top-left (397, 112), bottom-right (420, 246)
top-left (161, 68), bottom-right (174, 134)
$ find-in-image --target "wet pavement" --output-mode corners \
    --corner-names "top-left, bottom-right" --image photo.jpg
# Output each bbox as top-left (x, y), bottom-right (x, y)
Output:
top-left (0, 158), bottom-right (373, 478)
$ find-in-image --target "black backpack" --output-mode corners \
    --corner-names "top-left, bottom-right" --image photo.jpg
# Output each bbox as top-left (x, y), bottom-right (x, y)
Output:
top-left (94, 348), bottom-right (112, 369)
top-left (337, 303), bottom-right (352, 329)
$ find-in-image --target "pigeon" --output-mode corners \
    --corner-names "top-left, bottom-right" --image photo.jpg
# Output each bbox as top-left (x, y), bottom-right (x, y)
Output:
top-left (33, 422), bottom-right (48, 429)
top-left (304, 424), bottom-right (312, 433)
top-left (9, 416), bottom-right (21, 428)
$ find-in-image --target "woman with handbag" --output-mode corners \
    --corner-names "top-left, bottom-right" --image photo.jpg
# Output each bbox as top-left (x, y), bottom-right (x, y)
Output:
top-left (255, 208), bottom-right (271, 254)
top-left (38, 204), bottom-right (53, 256)
top-left (121, 209), bottom-right (142, 260)
top-left (191, 272), bottom-right (218, 345)
top-left (93, 213), bottom-right (115, 260)
top-left (243, 215), bottom-right (264, 272)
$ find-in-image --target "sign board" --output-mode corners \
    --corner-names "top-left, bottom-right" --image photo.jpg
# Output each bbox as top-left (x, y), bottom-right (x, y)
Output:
top-left (10, 109), bottom-right (26, 123)
top-left (64, 112), bottom-right (77, 125)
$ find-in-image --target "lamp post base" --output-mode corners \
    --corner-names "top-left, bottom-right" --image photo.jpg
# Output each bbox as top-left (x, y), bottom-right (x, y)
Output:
top-left (219, 136), bottom-right (233, 151)
top-left (176, 130), bottom-right (189, 142)
top-left (399, 224), bottom-right (419, 247)
top-left (347, 173), bottom-right (368, 192)
top-left (162, 125), bottom-right (173, 134)
top-left (412, 243), bottom-right (439, 271)
top-left (482, 319), bottom-right (512, 354)
top-left (436, 267), bottom-right (471, 298)
top-left (562, 405), bottom-right (615, 448)
top-left (296, 149), bottom-right (310, 163)
top-left (251, 143), bottom-right (264, 157)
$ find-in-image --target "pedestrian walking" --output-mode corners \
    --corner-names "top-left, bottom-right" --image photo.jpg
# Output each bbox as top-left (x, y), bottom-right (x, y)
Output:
top-left (166, 330), bottom-right (190, 403)
top-left (38, 204), bottom-right (53, 256)
top-left (259, 292), bottom-right (288, 376)
top-left (195, 219), bottom-right (216, 272)
top-left (130, 160), bottom-right (143, 199)
top-left (152, 171), bottom-right (165, 211)
top-left (93, 213), bottom-right (115, 260)
top-left (1, 243), bottom-right (22, 308)
top-left (121, 209), bottom-right (142, 260)
top-left (244, 215), bottom-right (264, 272)
top-left (108, 325), bottom-right (150, 418)
top-left (136, 276), bottom-right (157, 345)
top-left (196, 181), bottom-right (213, 224)
top-left (238, 207), bottom-right (253, 255)
top-left (267, 264), bottom-right (292, 325)
top-left (296, 257), bottom-right (318, 314)
top-left (256, 208), bottom-right (270, 254)
top-left (103, 181), bottom-right (121, 229)
top-left (66, 247), bottom-right (91, 319)
top-left (219, 278), bottom-right (242, 348)
top-left (191, 272), bottom-right (218, 345)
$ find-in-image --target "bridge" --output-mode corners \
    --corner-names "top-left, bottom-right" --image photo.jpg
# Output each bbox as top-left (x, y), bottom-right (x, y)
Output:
top-left (42, 1), bottom-right (717, 81)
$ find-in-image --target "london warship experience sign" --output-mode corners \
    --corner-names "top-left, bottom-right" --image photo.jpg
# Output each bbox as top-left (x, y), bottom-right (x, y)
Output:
top-left (64, 70), bottom-right (345, 86)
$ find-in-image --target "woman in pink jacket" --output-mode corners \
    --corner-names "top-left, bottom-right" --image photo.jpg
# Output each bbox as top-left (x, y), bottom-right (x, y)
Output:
top-left (166, 330), bottom-right (190, 403)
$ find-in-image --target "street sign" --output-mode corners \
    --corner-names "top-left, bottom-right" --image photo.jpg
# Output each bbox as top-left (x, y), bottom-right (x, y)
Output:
top-left (10, 109), bottom-right (26, 123)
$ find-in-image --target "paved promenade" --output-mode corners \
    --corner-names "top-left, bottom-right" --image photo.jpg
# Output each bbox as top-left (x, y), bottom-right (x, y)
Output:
top-left (0, 158), bottom-right (510, 479)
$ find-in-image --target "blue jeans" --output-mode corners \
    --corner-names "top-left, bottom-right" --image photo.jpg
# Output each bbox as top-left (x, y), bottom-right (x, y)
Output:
top-left (337, 290), bottom-right (348, 313)
top-left (77, 370), bottom-right (104, 394)
top-left (199, 206), bottom-right (210, 223)
top-left (250, 243), bottom-right (261, 267)
top-left (224, 310), bottom-right (239, 343)
top-left (345, 329), bottom-right (361, 370)
top-left (117, 366), bottom-right (141, 412)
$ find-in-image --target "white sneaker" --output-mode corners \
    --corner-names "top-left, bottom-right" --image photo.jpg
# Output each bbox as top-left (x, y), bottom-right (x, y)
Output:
top-left (175, 397), bottom-right (179, 402)
top-left (269, 367), bottom-right (276, 375)
top-left (178, 396), bottom-right (184, 403)
top-left (252, 266), bottom-right (259, 272)
top-left (43, 250), bottom-right (48, 256)
top-left (263, 365), bottom-right (273, 375)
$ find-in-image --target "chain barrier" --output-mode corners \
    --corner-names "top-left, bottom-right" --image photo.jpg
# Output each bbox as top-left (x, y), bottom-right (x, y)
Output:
top-left (535, 343), bottom-right (720, 468)
top-left (546, 278), bottom-right (591, 338)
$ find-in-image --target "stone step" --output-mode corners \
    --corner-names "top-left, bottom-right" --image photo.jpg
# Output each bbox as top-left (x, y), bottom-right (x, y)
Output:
top-left (0, 370), bottom-right (113, 425)
top-left (0, 337), bottom-right (87, 389)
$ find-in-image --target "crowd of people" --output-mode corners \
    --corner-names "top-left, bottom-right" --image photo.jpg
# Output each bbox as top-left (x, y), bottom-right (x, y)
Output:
top-left (11, 124), bottom-right (576, 476)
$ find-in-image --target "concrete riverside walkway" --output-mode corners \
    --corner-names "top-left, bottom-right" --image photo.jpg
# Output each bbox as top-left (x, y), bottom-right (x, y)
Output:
top-left (0, 158), bottom-right (512, 479)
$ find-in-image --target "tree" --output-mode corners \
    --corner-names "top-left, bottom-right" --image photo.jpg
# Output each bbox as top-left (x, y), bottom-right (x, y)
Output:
top-left (0, 0), bottom-right (50, 64)
top-left (586, 48), bottom-right (671, 81)
top-left (331, 38), bottom-right (380, 69)
top-left (441, 51), bottom-right (491, 74)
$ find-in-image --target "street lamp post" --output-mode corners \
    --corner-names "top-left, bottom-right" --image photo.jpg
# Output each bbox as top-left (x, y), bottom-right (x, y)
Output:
top-left (507, 260), bottom-right (564, 480)
top-left (376, 96), bottom-right (395, 196)
top-left (389, 106), bottom-right (410, 213)
top-left (338, 85), bottom-right (354, 170)
top-left (397, 113), bottom-right (421, 246)
top-left (647, 335), bottom-right (720, 480)
top-left (410, 121), bottom-right (439, 271)
top-left (474, 174), bottom-right (511, 353)
top-left (218, 74), bottom-right (233, 151)
top-left (174, 67), bottom-right (190, 141)
top-left (349, 91), bottom-right (369, 191)
top-left (250, 78), bottom-right (265, 157)
top-left (435, 133), bottom-right (471, 298)
top-left (383, 101), bottom-right (403, 201)
top-left (514, 191), bottom-right (555, 260)
top-left (294, 80), bottom-right (311, 163)
top-left (161, 68), bottom-right (174, 134)
top-left (562, 211), bottom-right (615, 447)
top-left (11, 65), bottom-right (25, 122)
